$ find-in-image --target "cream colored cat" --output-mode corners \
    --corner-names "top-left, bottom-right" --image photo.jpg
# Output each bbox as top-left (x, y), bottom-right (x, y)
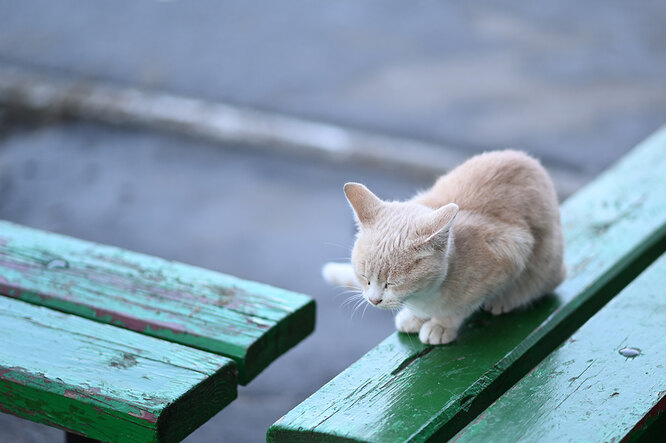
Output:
top-left (323, 150), bottom-right (565, 345)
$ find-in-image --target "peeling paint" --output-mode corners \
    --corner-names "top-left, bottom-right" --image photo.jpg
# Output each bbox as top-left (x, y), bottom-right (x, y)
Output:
top-left (1, 296), bottom-right (238, 441)
top-left (128, 409), bottom-right (159, 424)
top-left (0, 218), bottom-right (314, 385)
top-left (109, 353), bottom-right (138, 369)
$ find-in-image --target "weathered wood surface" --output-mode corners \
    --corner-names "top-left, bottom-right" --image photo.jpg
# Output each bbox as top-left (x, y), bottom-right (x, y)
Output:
top-left (0, 296), bottom-right (237, 443)
top-left (267, 125), bottom-right (666, 442)
top-left (0, 222), bottom-right (315, 384)
top-left (454, 253), bottom-right (666, 442)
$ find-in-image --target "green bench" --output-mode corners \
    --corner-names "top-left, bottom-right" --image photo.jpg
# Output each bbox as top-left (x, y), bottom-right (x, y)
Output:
top-left (268, 126), bottom-right (666, 442)
top-left (0, 223), bottom-right (315, 442)
top-left (453, 252), bottom-right (666, 442)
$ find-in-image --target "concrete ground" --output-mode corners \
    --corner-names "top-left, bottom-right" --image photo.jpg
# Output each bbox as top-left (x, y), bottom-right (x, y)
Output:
top-left (1, 1), bottom-right (665, 442)
top-left (1, 1), bottom-right (665, 174)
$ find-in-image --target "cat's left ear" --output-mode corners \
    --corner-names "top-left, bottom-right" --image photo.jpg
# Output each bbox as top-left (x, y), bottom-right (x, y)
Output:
top-left (420, 203), bottom-right (459, 245)
top-left (344, 182), bottom-right (384, 227)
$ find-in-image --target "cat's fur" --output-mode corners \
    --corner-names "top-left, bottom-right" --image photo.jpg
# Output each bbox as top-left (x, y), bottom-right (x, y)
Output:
top-left (323, 150), bottom-right (565, 345)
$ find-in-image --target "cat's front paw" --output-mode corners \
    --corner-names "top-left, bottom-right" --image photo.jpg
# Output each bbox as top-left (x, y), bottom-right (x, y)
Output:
top-left (395, 309), bottom-right (427, 333)
top-left (419, 320), bottom-right (457, 345)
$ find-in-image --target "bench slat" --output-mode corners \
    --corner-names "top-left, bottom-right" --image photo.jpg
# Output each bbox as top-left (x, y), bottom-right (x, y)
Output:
top-left (0, 223), bottom-right (315, 384)
top-left (454, 252), bottom-right (666, 442)
top-left (0, 296), bottom-right (237, 443)
top-left (268, 125), bottom-right (666, 442)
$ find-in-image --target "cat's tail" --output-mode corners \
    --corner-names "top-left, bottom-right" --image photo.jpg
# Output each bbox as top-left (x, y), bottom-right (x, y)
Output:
top-left (322, 262), bottom-right (361, 289)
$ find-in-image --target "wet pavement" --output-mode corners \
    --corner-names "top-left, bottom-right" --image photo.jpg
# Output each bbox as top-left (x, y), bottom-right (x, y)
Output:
top-left (1, 1), bottom-right (665, 442)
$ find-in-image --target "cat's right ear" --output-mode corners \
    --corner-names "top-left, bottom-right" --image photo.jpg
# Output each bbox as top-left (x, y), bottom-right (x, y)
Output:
top-left (420, 203), bottom-right (459, 246)
top-left (344, 182), bottom-right (383, 227)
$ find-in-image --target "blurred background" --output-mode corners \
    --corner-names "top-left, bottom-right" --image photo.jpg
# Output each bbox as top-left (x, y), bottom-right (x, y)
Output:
top-left (1, 1), bottom-right (665, 442)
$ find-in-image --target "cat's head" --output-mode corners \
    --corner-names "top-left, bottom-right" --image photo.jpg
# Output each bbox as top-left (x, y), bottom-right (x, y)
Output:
top-left (344, 182), bottom-right (458, 310)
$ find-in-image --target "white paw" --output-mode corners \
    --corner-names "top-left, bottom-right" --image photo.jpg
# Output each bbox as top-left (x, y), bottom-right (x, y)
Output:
top-left (483, 299), bottom-right (515, 316)
top-left (322, 262), bottom-right (359, 288)
top-left (395, 309), bottom-right (427, 333)
top-left (418, 320), bottom-right (457, 345)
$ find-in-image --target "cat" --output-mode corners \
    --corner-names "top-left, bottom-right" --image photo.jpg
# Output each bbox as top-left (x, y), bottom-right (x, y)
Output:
top-left (323, 150), bottom-right (565, 345)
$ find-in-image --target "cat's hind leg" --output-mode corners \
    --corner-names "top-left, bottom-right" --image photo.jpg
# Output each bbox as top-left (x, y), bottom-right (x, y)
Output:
top-left (482, 262), bottom-right (560, 315)
top-left (480, 224), bottom-right (536, 316)
top-left (483, 271), bottom-right (541, 315)
top-left (395, 308), bottom-right (428, 333)
top-left (483, 295), bottom-right (520, 316)
top-left (483, 237), bottom-right (566, 316)
top-left (322, 262), bottom-right (360, 289)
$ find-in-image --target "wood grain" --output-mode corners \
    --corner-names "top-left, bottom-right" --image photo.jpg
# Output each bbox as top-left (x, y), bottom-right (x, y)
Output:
top-left (0, 296), bottom-right (237, 443)
top-left (0, 223), bottom-right (315, 384)
top-left (454, 253), bottom-right (666, 442)
top-left (268, 125), bottom-right (666, 442)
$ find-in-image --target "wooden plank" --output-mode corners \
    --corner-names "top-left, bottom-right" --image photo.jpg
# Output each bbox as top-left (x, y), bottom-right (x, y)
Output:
top-left (267, 125), bottom-right (666, 442)
top-left (0, 296), bottom-right (237, 443)
top-left (454, 252), bottom-right (666, 442)
top-left (0, 222), bottom-right (315, 384)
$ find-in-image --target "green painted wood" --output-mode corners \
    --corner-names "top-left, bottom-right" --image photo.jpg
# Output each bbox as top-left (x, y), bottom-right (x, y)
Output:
top-left (0, 222), bottom-right (315, 384)
top-left (454, 252), bottom-right (666, 443)
top-left (0, 296), bottom-right (237, 443)
top-left (267, 125), bottom-right (666, 442)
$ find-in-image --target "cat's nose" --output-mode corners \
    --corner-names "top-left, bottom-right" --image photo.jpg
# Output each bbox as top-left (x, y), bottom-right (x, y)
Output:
top-left (369, 297), bottom-right (382, 306)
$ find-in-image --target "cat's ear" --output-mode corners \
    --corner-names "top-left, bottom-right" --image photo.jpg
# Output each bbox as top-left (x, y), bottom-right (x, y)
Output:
top-left (420, 203), bottom-right (459, 245)
top-left (344, 182), bottom-right (383, 226)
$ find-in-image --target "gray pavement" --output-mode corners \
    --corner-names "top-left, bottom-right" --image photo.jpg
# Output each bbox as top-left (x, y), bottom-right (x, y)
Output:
top-left (1, 1), bottom-right (666, 442)
top-left (1, 1), bottom-right (666, 175)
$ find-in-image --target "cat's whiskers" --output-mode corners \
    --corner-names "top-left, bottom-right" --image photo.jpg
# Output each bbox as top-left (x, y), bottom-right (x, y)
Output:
top-left (341, 294), bottom-right (363, 309)
top-left (361, 303), bottom-right (370, 319)
top-left (335, 288), bottom-right (361, 298)
top-left (340, 289), bottom-right (361, 300)
top-left (340, 288), bottom-right (366, 315)
top-left (351, 297), bottom-right (370, 319)
top-left (324, 241), bottom-right (352, 251)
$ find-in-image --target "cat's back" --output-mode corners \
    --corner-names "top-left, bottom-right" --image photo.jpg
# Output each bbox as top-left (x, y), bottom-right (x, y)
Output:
top-left (416, 150), bottom-right (558, 219)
